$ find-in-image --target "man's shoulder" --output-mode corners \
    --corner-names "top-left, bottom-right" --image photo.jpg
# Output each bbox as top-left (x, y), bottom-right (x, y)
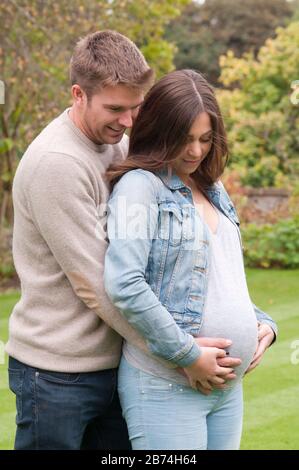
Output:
top-left (27, 109), bottom-right (79, 156)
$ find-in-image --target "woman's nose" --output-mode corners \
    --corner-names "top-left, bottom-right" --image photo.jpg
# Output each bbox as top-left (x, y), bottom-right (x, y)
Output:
top-left (187, 142), bottom-right (203, 158)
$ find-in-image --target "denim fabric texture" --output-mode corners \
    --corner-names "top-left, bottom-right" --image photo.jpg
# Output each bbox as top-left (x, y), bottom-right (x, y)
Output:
top-left (8, 356), bottom-right (130, 450)
top-left (105, 168), bottom-right (277, 368)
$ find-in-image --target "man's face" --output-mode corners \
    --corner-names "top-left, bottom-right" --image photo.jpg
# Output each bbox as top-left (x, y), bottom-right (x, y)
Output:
top-left (81, 84), bottom-right (144, 145)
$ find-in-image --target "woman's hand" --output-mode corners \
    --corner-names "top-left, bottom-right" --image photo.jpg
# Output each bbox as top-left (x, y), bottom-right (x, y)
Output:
top-left (183, 347), bottom-right (234, 393)
top-left (194, 337), bottom-right (242, 393)
top-left (245, 323), bottom-right (275, 374)
top-left (177, 337), bottom-right (242, 395)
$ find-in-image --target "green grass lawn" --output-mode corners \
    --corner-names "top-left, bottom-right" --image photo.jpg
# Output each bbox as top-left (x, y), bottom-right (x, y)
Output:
top-left (0, 269), bottom-right (298, 450)
top-left (0, 290), bottom-right (20, 450)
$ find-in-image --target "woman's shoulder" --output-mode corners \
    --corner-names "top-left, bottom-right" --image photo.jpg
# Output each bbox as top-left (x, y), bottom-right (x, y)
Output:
top-left (111, 169), bottom-right (163, 201)
top-left (115, 169), bottom-right (161, 190)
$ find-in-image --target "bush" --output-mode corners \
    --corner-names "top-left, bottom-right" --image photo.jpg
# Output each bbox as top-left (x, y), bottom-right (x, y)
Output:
top-left (217, 21), bottom-right (299, 188)
top-left (242, 216), bottom-right (299, 268)
top-left (0, 227), bottom-right (15, 284)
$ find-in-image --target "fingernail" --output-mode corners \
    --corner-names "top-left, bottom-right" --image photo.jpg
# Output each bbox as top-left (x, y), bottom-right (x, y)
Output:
top-left (226, 340), bottom-right (232, 346)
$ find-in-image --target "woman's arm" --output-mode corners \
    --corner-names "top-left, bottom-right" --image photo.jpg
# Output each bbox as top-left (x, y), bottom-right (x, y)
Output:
top-left (104, 170), bottom-right (201, 368)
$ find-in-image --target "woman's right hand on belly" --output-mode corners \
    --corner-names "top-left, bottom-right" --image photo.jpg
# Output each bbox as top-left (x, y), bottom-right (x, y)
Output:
top-left (195, 336), bottom-right (242, 391)
top-left (183, 347), bottom-right (234, 393)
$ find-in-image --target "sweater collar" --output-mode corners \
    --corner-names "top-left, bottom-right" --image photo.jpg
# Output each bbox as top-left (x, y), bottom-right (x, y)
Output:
top-left (64, 108), bottom-right (108, 154)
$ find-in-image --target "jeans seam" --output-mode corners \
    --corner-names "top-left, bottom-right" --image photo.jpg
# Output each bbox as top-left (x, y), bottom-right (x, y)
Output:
top-left (37, 371), bottom-right (81, 385)
top-left (138, 370), bottom-right (149, 450)
top-left (33, 371), bottom-right (39, 450)
top-left (107, 369), bottom-right (117, 408)
top-left (9, 369), bottom-right (25, 422)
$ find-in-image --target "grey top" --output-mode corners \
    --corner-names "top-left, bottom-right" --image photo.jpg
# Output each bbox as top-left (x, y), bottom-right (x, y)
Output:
top-left (123, 207), bottom-right (258, 387)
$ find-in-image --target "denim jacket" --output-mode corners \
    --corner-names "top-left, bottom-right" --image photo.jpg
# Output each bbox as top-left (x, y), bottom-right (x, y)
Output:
top-left (104, 168), bottom-right (277, 368)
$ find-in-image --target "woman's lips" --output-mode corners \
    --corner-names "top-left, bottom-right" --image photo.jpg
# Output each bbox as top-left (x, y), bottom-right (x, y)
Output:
top-left (183, 159), bottom-right (200, 164)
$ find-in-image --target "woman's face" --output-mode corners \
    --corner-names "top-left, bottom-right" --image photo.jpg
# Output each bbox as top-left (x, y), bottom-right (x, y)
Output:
top-left (171, 112), bottom-right (213, 182)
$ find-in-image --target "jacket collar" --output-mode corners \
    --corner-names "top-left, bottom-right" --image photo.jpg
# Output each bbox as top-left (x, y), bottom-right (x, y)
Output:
top-left (156, 167), bottom-right (186, 190)
top-left (156, 167), bottom-right (220, 196)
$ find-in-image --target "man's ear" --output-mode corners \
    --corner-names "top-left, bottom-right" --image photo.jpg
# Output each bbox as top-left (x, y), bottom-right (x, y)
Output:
top-left (71, 84), bottom-right (86, 105)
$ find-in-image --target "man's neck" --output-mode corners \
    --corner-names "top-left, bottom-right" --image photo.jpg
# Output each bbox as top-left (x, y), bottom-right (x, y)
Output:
top-left (68, 106), bottom-right (84, 134)
top-left (68, 106), bottom-right (101, 144)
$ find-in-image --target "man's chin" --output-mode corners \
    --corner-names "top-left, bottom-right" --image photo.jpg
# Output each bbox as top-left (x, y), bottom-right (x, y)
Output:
top-left (105, 134), bottom-right (125, 144)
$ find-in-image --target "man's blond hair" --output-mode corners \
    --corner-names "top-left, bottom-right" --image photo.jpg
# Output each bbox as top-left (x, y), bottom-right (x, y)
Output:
top-left (70, 30), bottom-right (154, 98)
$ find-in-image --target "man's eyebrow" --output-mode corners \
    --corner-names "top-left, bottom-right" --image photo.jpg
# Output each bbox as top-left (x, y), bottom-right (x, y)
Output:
top-left (103, 101), bottom-right (143, 109)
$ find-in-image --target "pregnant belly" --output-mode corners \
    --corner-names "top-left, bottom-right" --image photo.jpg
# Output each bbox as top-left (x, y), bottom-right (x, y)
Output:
top-left (198, 303), bottom-right (259, 384)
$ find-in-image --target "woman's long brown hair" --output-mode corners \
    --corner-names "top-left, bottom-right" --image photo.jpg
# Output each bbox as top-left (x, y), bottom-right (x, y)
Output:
top-left (107, 69), bottom-right (228, 191)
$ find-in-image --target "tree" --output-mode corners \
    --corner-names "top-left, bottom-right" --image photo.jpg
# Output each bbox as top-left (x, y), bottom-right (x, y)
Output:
top-left (165, 0), bottom-right (293, 85)
top-left (217, 20), bottom-right (299, 187)
top-left (0, 0), bottom-right (190, 228)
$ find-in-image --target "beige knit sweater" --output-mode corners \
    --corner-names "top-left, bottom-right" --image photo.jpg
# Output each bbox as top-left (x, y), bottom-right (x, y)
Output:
top-left (5, 109), bottom-right (147, 372)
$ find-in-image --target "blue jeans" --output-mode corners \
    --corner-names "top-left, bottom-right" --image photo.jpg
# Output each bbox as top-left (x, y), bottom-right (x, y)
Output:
top-left (8, 356), bottom-right (131, 450)
top-left (118, 356), bottom-right (243, 450)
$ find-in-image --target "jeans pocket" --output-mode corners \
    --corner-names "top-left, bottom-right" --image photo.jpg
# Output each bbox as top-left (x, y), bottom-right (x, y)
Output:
top-left (8, 369), bottom-right (25, 424)
top-left (37, 370), bottom-right (81, 385)
top-left (140, 373), bottom-right (181, 401)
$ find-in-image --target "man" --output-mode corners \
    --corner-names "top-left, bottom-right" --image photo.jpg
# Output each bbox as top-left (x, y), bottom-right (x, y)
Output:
top-left (6, 30), bottom-right (254, 450)
top-left (6, 30), bottom-right (154, 450)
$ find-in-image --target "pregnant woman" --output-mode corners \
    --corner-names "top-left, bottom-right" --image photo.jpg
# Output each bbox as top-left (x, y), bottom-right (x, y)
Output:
top-left (104, 70), bottom-right (277, 450)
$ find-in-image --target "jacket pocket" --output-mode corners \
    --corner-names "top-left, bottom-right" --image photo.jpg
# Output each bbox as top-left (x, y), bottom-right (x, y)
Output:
top-left (159, 203), bottom-right (184, 246)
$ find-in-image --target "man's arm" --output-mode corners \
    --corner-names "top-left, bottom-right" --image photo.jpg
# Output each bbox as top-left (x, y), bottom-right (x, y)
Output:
top-left (27, 152), bottom-right (149, 351)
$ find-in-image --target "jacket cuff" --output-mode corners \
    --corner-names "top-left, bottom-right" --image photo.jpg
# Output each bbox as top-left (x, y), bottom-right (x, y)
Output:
top-left (171, 338), bottom-right (202, 368)
top-left (260, 320), bottom-right (278, 345)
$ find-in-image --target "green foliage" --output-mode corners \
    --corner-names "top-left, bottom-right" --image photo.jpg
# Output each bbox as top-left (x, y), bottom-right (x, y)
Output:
top-left (0, 139), bottom-right (13, 154)
top-left (0, 228), bottom-right (14, 284)
top-left (217, 21), bottom-right (299, 187)
top-left (0, 263), bottom-right (15, 279)
top-left (289, 0), bottom-right (299, 21)
top-left (242, 216), bottom-right (299, 268)
top-left (102, 0), bottom-right (190, 78)
top-left (165, 0), bottom-right (293, 85)
top-left (0, 0), bottom-right (190, 227)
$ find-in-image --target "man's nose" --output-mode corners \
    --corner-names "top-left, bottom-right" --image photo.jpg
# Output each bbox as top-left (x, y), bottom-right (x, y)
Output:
top-left (117, 110), bottom-right (134, 129)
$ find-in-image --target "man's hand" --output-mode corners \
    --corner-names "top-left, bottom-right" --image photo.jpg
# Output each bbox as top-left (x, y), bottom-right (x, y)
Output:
top-left (245, 323), bottom-right (275, 374)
